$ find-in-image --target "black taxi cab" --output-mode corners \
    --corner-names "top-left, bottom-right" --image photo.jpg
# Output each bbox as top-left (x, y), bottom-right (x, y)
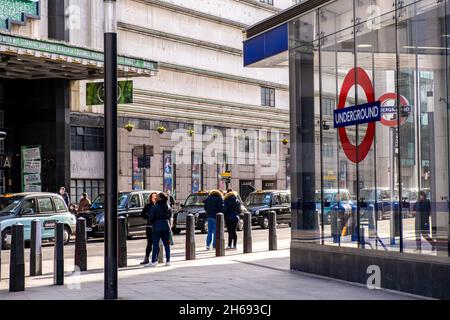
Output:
top-left (244, 190), bottom-right (291, 229)
top-left (173, 190), bottom-right (247, 234)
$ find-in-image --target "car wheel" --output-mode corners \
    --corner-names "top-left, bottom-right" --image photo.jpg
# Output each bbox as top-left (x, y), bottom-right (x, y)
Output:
top-left (63, 226), bottom-right (71, 245)
top-left (260, 216), bottom-right (269, 229)
top-left (1, 229), bottom-right (12, 250)
top-left (172, 228), bottom-right (182, 235)
top-left (237, 219), bottom-right (243, 231)
top-left (200, 220), bottom-right (208, 234)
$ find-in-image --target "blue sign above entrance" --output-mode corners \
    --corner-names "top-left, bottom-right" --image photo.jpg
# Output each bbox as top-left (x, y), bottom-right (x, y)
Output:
top-left (334, 101), bottom-right (381, 128)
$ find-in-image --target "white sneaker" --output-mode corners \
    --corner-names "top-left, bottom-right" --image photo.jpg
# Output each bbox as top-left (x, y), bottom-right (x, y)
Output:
top-left (145, 262), bottom-right (158, 267)
top-left (206, 246), bottom-right (211, 251)
top-left (165, 261), bottom-right (171, 266)
top-left (226, 246), bottom-right (232, 250)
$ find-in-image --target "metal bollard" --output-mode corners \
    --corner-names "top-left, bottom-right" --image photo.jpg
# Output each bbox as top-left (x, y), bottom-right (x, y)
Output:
top-left (360, 226), bottom-right (365, 249)
top-left (54, 222), bottom-right (64, 285)
top-left (30, 219), bottom-right (42, 276)
top-left (185, 214), bottom-right (196, 260)
top-left (158, 241), bottom-right (164, 263)
top-left (215, 213), bottom-right (225, 257)
top-left (243, 212), bottom-right (252, 254)
top-left (118, 216), bottom-right (127, 268)
top-left (268, 211), bottom-right (277, 251)
top-left (75, 217), bottom-right (87, 271)
top-left (10, 224), bottom-right (25, 292)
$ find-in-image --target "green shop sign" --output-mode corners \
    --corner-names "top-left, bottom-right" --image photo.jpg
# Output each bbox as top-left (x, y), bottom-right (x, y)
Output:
top-left (86, 81), bottom-right (133, 105)
top-left (0, 0), bottom-right (39, 30)
top-left (0, 33), bottom-right (158, 71)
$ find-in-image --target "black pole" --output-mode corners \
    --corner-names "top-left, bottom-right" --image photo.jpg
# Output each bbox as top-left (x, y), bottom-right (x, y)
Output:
top-left (243, 212), bottom-right (252, 253)
top-left (268, 211), bottom-right (277, 251)
top-left (104, 0), bottom-right (118, 300)
top-left (30, 219), bottom-right (42, 276)
top-left (75, 217), bottom-right (87, 272)
top-left (185, 214), bottom-right (196, 260)
top-left (9, 224), bottom-right (25, 292)
top-left (54, 222), bottom-right (64, 285)
top-left (118, 216), bottom-right (127, 268)
top-left (216, 213), bottom-right (225, 257)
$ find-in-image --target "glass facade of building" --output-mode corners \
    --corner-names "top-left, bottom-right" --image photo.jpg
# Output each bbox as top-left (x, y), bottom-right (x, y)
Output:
top-left (290, 0), bottom-right (450, 258)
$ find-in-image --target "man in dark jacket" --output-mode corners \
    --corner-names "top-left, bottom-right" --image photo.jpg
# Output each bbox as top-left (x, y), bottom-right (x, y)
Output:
top-left (148, 192), bottom-right (173, 267)
top-left (415, 190), bottom-right (436, 251)
top-left (203, 190), bottom-right (223, 250)
top-left (59, 186), bottom-right (70, 207)
top-left (223, 189), bottom-right (241, 250)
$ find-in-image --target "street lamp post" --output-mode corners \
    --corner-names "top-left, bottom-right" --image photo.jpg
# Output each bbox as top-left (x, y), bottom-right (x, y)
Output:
top-left (103, 0), bottom-right (118, 300)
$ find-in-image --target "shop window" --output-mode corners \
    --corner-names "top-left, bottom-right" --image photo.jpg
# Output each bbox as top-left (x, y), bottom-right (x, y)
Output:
top-left (70, 179), bottom-right (104, 204)
top-left (261, 87), bottom-right (275, 107)
top-left (70, 126), bottom-right (104, 151)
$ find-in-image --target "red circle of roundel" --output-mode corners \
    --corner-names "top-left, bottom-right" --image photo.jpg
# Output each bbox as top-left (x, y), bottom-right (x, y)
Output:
top-left (338, 67), bottom-right (376, 163)
top-left (378, 93), bottom-right (409, 127)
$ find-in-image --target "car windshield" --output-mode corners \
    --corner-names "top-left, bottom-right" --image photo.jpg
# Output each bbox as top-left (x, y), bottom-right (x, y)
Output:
top-left (245, 193), bottom-right (271, 206)
top-left (0, 196), bottom-right (23, 214)
top-left (315, 192), bottom-right (334, 203)
top-left (91, 192), bottom-right (130, 210)
top-left (184, 194), bottom-right (208, 206)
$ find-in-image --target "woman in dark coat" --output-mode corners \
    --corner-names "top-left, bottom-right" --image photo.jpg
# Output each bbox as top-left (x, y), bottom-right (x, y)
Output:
top-left (415, 190), bottom-right (436, 251)
top-left (140, 192), bottom-right (158, 265)
top-left (223, 189), bottom-right (241, 250)
top-left (147, 192), bottom-right (173, 267)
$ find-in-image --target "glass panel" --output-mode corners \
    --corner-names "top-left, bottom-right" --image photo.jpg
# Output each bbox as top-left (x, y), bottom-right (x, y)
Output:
top-left (38, 197), bottom-right (55, 213)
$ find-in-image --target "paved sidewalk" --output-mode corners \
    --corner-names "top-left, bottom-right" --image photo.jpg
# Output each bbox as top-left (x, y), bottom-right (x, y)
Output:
top-left (0, 246), bottom-right (421, 300)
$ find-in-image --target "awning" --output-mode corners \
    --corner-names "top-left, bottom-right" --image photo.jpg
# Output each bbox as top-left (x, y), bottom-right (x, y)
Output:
top-left (0, 33), bottom-right (158, 80)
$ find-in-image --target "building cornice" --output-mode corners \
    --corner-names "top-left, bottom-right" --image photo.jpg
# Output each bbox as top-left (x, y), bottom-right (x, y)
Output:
top-left (118, 22), bottom-right (242, 56)
top-left (159, 62), bottom-right (289, 90)
top-left (132, 0), bottom-right (249, 29)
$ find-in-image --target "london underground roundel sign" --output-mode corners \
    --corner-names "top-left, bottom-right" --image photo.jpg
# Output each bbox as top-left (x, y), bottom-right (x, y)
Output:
top-left (337, 67), bottom-right (376, 164)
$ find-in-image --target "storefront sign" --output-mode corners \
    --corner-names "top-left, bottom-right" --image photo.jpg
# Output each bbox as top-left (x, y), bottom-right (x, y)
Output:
top-left (70, 151), bottom-right (104, 179)
top-left (334, 101), bottom-right (381, 128)
top-left (21, 145), bottom-right (41, 192)
top-left (86, 81), bottom-right (133, 105)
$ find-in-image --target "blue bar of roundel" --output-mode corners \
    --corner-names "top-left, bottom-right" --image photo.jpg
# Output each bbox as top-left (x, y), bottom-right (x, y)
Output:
top-left (333, 101), bottom-right (381, 128)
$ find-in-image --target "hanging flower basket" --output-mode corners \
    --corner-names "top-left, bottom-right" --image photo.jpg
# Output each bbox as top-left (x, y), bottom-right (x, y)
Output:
top-left (237, 134), bottom-right (245, 140)
top-left (124, 122), bottom-right (135, 132)
top-left (212, 131), bottom-right (220, 139)
top-left (282, 138), bottom-right (289, 145)
top-left (187, 129), bottom-right (195, 137)
top-left (259, 137), bottom-right (268, 143)
top-left (157, 126), bottom-right (166, 134)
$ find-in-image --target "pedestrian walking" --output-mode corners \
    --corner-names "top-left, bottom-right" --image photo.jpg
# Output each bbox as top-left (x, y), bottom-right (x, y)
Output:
top-left (77, 192), bottom-right (91, 213)
top-left (140, 192), bottom-right (158, 265)
top-left (415, 190), bottom-right (436, 251)
top-left (223, 189), bottom-right (241, 250)
top-left (203, 189), bottom-right (223, 250)
top-left (59, 186), bottom-right (70, 207)
top-left (166, 189), bottom-right (175, 208)
top-left (147, 192), bottom-right (172, 267)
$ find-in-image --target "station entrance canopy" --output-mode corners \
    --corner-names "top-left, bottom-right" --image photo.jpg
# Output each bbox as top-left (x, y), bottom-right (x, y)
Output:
top-left (0, 33), bottom-right (158, 80)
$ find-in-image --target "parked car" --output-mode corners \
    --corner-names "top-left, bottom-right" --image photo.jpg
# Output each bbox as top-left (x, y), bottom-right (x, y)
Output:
top-left (359, 187), bottom-right (411, 220)
top-left (172, 190), bottom-right (246, 234)
top-left (78, 190), bottom-right (161, 239)
top-left (0, 192), bottom-right (76, 250)
top-left (315, 189), bottom-right (354, 225)
top-left (245, 190), bottom-right (291, 229)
